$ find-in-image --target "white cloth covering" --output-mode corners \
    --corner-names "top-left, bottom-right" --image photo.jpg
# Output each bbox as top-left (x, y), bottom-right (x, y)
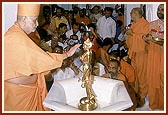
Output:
top-left (43, 76), bottom-right (133, 111)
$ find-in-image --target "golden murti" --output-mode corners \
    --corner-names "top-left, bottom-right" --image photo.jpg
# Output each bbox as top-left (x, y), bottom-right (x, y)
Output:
top-left (78, 38), bottom-right (98, 111)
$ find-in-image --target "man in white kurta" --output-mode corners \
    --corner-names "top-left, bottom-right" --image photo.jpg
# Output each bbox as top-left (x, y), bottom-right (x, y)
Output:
top-left (96, 7), bottom-right (116, 43)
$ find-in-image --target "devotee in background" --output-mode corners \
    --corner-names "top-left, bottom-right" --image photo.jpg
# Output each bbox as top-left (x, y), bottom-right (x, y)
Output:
top-left (52, 6), bottom-right (68, 31)
top-left (89, 5), bottom-right (102, 24)
top-left (75, 8), bottom-right (91, 25)
top-left (96, 7), bottom-right (116, 47)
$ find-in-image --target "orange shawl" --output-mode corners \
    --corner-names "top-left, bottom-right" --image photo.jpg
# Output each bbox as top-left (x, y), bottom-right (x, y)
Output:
top-left (4, 22), bottom-right (63, 111)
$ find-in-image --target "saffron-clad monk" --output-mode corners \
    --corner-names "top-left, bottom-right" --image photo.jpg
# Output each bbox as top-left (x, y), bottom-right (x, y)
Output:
top-left (143, 4), bottom-right (164, 110)
top-left (109, 51), bottom-right (136, 88)
top-left (125, 7), bottom-right (150, 106)
top-left (4, 4), bottom-right (80, 111)
top-left (102, 59), bottom-right (137, 111)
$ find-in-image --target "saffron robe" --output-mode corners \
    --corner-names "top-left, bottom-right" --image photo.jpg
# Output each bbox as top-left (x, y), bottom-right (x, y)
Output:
top-left (147, 19), bottom-right (164, 110)
top-left (126, 17), bottom-right (150, 98)
top-left (120, 59), bottom-right (136, 84)
top-left (4, 22), bottom-right (63, 111)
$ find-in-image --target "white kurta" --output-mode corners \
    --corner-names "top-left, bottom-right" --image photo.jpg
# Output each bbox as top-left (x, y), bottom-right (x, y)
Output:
top-left (52, 67), bottom-right (82, 82)
top-left (96, 16), bottom-right (116, 40)
top-left (66, 29), bottom-right (81, 40)
top-left (52, 68), bottom-right (75, 81)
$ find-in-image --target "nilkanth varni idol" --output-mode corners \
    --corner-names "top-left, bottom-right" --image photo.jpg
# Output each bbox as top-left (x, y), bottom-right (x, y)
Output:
top-left (78, 38), bottom-right (98, 111)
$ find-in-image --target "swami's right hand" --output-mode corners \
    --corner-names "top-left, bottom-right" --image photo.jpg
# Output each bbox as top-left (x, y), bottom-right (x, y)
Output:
top-left (142, 33), bottom-right (152, 44)
top-left (63, 44), bottom-right (81, 59)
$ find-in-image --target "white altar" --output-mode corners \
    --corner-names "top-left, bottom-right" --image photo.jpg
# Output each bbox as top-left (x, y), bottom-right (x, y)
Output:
top-left (43, 76), bottom-right (133, 111)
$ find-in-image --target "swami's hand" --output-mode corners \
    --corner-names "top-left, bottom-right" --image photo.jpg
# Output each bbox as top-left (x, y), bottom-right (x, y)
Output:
top-left (63, 44), bottom-right (81, 59)
top-left (125, 29), bottom-right (134, 36)
top-left (142, 34), bottom-right (152, 44)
